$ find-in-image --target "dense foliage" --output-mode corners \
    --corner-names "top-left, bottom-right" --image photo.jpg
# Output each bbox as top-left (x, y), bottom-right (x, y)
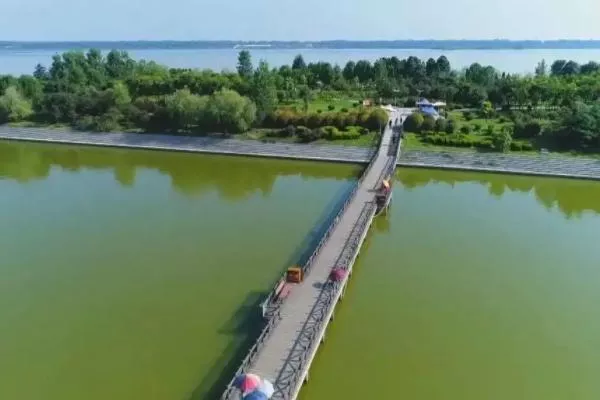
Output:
top-left (0, 49), bottom-right (599, 150)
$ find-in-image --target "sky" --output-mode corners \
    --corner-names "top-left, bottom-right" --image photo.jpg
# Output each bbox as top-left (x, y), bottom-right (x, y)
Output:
top-left (1, 0), bottom-right (600, 41)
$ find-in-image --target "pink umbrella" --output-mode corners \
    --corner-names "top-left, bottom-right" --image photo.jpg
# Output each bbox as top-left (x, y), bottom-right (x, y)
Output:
top-left (329, 267), bottom-right (347, 282)
top-left (233, 373), bottom-right (262, 394)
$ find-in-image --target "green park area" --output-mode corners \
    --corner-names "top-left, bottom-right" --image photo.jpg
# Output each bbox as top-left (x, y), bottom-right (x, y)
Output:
top-left (0, 50), bottom-right (599, 152)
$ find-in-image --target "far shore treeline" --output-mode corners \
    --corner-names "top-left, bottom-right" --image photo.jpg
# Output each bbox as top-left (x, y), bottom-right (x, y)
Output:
top-left (0, 49), bottom-right (599, 151)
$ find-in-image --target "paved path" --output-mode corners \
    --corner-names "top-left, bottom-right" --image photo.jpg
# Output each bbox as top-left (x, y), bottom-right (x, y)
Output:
top-left (398, 150), bottom-right (600, 180)
top-left (224, 109), bottom-right (403, 400)
top-left (0, 126), bottom-right (374, 164)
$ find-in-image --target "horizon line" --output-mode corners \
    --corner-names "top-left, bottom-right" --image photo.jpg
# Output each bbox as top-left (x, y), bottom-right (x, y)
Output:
top-left (3, 39), bottom-right (600, 43)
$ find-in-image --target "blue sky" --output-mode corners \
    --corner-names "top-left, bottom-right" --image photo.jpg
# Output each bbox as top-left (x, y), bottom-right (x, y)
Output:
top-left (1, 0), bottom-right (599, 41)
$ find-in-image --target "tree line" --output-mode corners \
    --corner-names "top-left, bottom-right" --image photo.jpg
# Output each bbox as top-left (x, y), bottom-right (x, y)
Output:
top-left (0, 49), bottom-right (599, 150)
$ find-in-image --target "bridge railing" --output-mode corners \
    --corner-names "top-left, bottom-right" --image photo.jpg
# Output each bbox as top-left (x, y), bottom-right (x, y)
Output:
top-left (221, 308), bottom-right (282, 400)
top-left (221, 117), bottom-right (392, 399)
top-left (259, 124), bottom-right (387, 317)
top-left (281, 201), bottom-right (377, 399)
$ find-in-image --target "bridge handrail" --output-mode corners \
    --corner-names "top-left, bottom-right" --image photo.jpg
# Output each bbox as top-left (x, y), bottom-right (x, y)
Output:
top-left (221, 309), bottom-right (282, 400)
top-left (222, 118), bottom-right (392, 398)
top-left (282, 202), bottom-right (377, 399)
top-left (259, 129), bottom-right (385, 316)
top-left (301, 129), bottom-right (383, 276)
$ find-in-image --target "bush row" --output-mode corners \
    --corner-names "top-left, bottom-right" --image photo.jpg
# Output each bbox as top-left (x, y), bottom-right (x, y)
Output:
top-left (266, 125), bottom-right (369, 142)
top-left (423, 134), bottom-right (493, 149)
top-left (264, 108), bottom-right (388, 131)
top-left (422, 134), bottom-right (535, 151)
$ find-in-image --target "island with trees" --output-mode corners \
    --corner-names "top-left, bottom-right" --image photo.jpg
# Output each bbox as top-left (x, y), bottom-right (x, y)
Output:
top-left (0, 49), bottom-right (599, 153)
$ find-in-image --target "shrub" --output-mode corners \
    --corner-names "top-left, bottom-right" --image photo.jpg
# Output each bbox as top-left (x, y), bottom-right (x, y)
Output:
top-left (445, 119), bottom-right (457, 134)
top-left (460, 125), bottom-right (472, 134)
top-left (434, 118), bottom-right (447, 133)
top-left (328, 104), bottom-right (335, 111)
top-left (514, 121), bottom-right (542, 139)
top-left (320, 125), bottom-right (339, 139)
top-left (282, 125), bottom-right (296, 137)
top-left (463, 111), bottom-right (474, 121)
top-left (510, 142), bottom-right (523, 151)
top-left (345, 113), bottom-right (357, 127)
top-left (340, 107), bottom-right (349, 113)
top-left (297, 126), bottom-right (321, 142)
top-left (498, 116), bottom-right (509, 124)
top-left (421, 115), bottom-right (436, 132)
top-left (332, 113), bottom-right (347, 130)
top-left (74, 115), bottom-right (96, 131)
top-left (472, 122), bottom-right (482, 132)
top-left (274, 110), bottom-right (296, 128)
top-left (403, 112), bottom-right (425, 132)
top-left (317, 109), bottom-right (323, 114)
top-left (360, 127), bottom-right (370, 135)
top-left (357, 110), bottom-right (371, 127)
top-left (521, 142), bottom-right (535, 151)
top-left (0, 86), bottom-right (33, 123)
top-left (306, 113), bottom-right (323, 129)
top-left (366, 108), bottom-right (389, 131)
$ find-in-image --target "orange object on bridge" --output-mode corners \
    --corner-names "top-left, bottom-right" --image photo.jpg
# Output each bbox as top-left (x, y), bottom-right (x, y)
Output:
top-left (286, 267), bottom-right (303, 283)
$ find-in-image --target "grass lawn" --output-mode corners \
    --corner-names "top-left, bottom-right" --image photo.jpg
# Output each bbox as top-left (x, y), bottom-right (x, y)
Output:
top-left (447, 110), bottom-right (511, 134)
top-left (280, 97), bottom-right (358, 113)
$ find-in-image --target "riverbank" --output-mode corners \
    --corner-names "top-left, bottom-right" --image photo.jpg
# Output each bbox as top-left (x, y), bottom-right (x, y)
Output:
top-left (0, 126), bottom-right (374, 164)
top-left (2, 126), bottom-right (600, 181)
top-left (398, 149), bottom-right (600, 181)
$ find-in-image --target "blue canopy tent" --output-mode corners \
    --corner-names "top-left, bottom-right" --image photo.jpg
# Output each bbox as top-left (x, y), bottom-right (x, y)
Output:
top-left (420, 105), bottom-right (438, 116)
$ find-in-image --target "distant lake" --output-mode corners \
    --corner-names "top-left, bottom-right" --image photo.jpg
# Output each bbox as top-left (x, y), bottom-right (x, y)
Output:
top-left (2, 48), bottom-right (600, 75)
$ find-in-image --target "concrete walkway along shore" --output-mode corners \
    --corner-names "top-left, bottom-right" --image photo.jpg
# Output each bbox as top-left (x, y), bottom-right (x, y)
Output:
top-left (1, 126), bottom-right (600, 180)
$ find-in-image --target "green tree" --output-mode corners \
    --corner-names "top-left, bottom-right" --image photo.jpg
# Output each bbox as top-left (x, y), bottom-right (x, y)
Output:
top-left (251, 61), bottom-right (278, 121)
top-left (535, 59), bottom-right (547, 77)
top-left (165, 88), bottom-right (207, 131)
top-left (343, 61), bottom-right (356, 81)
top-left (434, 118), bottom-right (447, 132)
top-left (110, 81), bottom-right (132, 109)
top-left (421, 115), bottom-right (436, 132)
top-left (480, 100), bottom-right (494, 119)
top-left (292, 55), bottom-right (306, 70)
top-left (298, 85), bottom-right (312, 113)
top-left (493, 126), bottom-right (513, 153)
top-left (237, 50), bottom-right (253, 79)
top-left (403, 112), bottom-right (424, 132)
top-left (367, 108), bottom-right (389, 131)
top-left (436, 56), bottom-right (451, 74)
top-left (206, 89), bottom-right (257, 133)
top-left (0, 86), bottom-right (33, 123)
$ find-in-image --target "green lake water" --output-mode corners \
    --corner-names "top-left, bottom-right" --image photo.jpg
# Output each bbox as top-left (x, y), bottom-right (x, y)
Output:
top-left (301, 168), bottom-right (600, 400)
top-left (0, 141), bottom-right (359, 400)
top-left (3, 141), bottom-right (600, 400)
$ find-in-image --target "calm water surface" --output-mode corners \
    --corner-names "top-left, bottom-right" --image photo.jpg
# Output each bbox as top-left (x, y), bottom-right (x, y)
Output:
top-left (3, 48), bottom-right (600, 75)
top-left (301, 169), bottom-right (600, 400)
top-left (3, 142), bottom-right (600, 400)
top-left (0, 141), bottom-right (359, 400)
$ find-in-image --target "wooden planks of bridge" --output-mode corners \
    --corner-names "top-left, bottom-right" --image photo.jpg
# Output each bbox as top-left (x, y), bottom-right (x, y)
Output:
top-left (222, 109), bottom-right (405, 400)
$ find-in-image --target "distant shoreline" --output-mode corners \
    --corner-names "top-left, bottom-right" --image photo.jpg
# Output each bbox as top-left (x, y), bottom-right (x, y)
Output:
top-left (3, 40), bottom-right (600, 51)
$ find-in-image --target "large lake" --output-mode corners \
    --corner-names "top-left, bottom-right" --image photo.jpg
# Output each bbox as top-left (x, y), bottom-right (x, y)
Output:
top-left (2, 141), bottom-right (600, 399)
top-left (302, 168), bottom-right (600, 400)
top-left (0, 141), bottom-right (358, 400)
top-left (2, 48), bottom-right (600, 75)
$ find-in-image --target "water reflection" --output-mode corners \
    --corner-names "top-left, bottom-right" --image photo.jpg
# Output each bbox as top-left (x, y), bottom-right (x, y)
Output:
top-left (0, 141), bottom-right (359, 200)
top-left (397, 168), bottom-right (600, 218)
